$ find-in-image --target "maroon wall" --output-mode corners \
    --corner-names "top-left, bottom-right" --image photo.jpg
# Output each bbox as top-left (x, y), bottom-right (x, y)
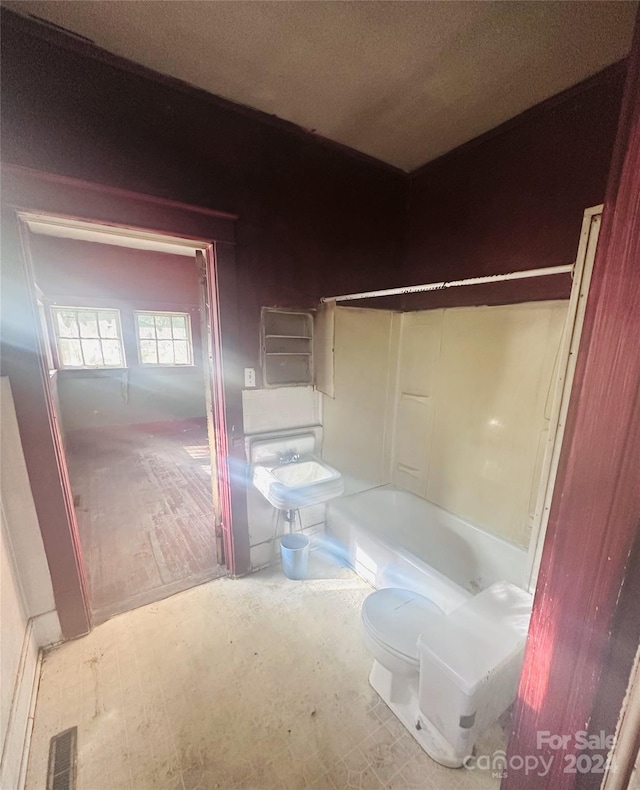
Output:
top-left (0, 11), bottom-right (406, 384)
top-left (403, 64), bottom-right (626, 311)
top-left (31, 236), bottom-right (200, 305)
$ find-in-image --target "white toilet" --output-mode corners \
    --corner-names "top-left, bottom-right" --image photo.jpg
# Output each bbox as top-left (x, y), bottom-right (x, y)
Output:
top-left (361, 581), bottom-right (532, 767)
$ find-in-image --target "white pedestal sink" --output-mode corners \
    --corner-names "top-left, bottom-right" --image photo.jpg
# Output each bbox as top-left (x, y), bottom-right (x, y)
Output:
top-left (253, 456), bottom-right (344, 509)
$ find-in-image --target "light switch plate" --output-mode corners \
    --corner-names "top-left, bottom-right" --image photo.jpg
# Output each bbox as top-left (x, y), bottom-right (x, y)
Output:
top-left (244, 368), bottom-right (256, 388)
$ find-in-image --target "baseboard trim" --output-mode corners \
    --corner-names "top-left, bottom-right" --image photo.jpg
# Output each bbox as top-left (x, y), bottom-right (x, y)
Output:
top-left (17, 648), bottom-right (42, 790)
top-left (0, 619), bottom-right (39, 790)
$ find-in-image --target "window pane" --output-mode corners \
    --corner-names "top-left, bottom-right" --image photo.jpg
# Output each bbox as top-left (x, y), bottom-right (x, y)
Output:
top-left (158, 340), bottom-right (175, 364)
top-left (59, 338), bottom-right (83, 366)
top-left (155, 316), bottom-right (172, 339)
top-left (102, 339), bottom-right (123, 367)
top-left (139, 340), bottom-right (158, 364)
top-left (172, 316), bottom-right (187, 339)
top-left (54, 307), bottom-right (123, 368)
top-left (137, 314), bottom-right (155, 330)
top-left (78, 311), bottom-right (99, 338)
top-left (56, 310), bottom-right (79, 338)
top-left (81, 339), bottom-right (103, 366)
top-left (137, 314), bottom-right (192, 365)
top-left (174, 340), bottom-right (190, 365)
top-left (98, 311), bottom-right (119, 338)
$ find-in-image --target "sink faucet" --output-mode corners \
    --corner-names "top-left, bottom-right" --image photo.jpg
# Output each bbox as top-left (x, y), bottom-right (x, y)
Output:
top-left (279, 450), bottom-right (300, 464)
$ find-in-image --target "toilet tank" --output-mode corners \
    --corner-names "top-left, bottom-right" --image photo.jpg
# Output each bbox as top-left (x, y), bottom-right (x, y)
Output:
top-left (417, 582), bottom-right (532, 757)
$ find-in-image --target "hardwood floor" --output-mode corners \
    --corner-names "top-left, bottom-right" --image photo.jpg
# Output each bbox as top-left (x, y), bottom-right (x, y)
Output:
top-left (66, 420), bottom-right (225, 623)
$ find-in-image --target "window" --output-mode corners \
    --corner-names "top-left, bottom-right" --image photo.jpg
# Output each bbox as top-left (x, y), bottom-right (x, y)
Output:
top-left (135, 311), bottom-right (193, 366)
top-left (51, 306), bottom-right (125, 368)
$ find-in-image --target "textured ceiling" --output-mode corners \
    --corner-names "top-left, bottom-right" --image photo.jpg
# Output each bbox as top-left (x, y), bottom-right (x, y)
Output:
top-left (4, 1), bottom-right (637, 170)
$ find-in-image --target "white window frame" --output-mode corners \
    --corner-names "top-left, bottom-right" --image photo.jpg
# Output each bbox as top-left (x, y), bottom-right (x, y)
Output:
top-left (134, 310), bottom-right (194, 367)
top-left (36, 289), bottom-right (55, 372)
top-left (51, 305), bottom-right (126, 370)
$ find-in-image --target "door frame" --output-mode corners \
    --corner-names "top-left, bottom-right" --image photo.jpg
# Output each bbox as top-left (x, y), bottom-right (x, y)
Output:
top-left (504, 14), bottom-right (640, 787)
top-left (1, 164), bottom-right (250, 639)
top-left (525, 204), bottom-right (603, 591)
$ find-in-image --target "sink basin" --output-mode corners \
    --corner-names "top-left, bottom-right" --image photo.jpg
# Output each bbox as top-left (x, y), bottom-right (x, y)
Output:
top-left (253, 456), bottom-right (344, 510)
top-left (272, 460), bottom-right (335, 486)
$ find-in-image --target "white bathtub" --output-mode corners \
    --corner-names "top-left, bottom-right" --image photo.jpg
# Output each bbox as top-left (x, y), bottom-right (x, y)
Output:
top-left (326, 485), bottom-right (527, 613)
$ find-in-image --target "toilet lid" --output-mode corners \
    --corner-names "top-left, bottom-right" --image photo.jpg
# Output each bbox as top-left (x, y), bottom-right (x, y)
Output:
top-left (362, 588), bottom-right (442, 662)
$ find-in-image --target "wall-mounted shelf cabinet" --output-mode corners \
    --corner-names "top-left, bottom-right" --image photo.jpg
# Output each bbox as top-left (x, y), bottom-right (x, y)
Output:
top-left (261, 309), bottom-right (313, 387)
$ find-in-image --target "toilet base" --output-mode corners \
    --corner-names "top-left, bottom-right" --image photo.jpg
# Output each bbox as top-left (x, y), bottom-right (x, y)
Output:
top-left (368, 660), bottom-right (469, 769)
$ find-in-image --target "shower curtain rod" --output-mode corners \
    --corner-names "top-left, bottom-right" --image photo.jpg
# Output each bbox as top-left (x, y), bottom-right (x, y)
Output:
top-left (320, 263), bottom-right (574, 304)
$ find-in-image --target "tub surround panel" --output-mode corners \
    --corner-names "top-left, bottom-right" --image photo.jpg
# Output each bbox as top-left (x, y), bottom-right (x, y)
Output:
top-left (389, 302), bottom-right (568, 548)
top-left (421, 301), bottom-right (568, 548)
top-left (321, 307), bottom-right (399, 495)
top-left (391, 311), bottom-right (443, 498)
top-left (313, 301), bottom-right (335, 398)
top-left (324, 300), bottom-right (568, 550)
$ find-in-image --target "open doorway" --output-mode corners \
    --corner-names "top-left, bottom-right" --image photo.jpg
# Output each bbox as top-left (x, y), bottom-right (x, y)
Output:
top-left (24, 218), bottom-right (226, 623)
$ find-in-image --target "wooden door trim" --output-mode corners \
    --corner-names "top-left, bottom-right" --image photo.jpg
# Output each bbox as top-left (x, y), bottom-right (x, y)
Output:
top-left (1, 164), bottom-right (248, 638)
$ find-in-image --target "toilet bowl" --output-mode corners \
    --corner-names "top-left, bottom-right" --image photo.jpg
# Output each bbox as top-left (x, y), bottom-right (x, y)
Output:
top-left (361, 587), bottom-right (440, 677)
top-left (361, 582), bottom-right (532, 768)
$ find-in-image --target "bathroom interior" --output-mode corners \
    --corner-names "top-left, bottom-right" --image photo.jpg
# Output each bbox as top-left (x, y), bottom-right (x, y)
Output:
top-left (242, 210), bottom-right (595, 769)
top-left (1, 4), bottom-right (639, 789)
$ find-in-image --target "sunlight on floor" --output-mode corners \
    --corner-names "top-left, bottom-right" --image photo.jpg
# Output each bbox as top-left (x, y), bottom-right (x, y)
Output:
top-left (183, 444), bottom-right (211, 461)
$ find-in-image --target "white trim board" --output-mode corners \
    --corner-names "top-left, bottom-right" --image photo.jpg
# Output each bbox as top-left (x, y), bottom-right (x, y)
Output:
top-left (525, 205), bottom-right (603, 591)
top-left (0, 620), bottom-right (41, 790)
top-left (18, 212), bottom-right (209, 257)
